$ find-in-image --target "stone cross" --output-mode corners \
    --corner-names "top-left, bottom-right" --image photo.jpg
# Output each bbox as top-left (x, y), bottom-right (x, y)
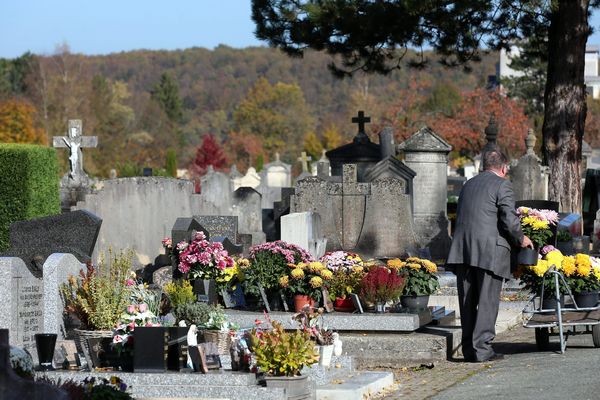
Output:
top-left (328, 164), bottom-right (370, 249)
top-left (297, 151), bottom-right (312, 173)
top-left (52, 120), bottom-right (98, 180)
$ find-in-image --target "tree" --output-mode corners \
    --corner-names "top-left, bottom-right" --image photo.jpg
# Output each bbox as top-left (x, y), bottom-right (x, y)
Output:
top-left (422, 81), bottom-right (462, 117)
top-left (151, 73), bottom-right (183, 123)
top-left (233, 77), bottom-right (314, 156)
top-left (190, 134), bottom-right (228, 177)
top-left (252, 0), bottom-right (595, 213)
top-left (165, 148), bottom-right (177, 177)
top-left (303, 131), bottom-right (323, 161)
top-left (0, 99), bottom-right (45, 144)
top-left (224, 131), bottom-right (264, 172)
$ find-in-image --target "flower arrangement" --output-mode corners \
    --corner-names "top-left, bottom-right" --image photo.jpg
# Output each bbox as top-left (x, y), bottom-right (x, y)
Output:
top-left (173, 302), bottom-right (234, 331)
top-left (320, 251), bottom-right (364, 272)
top-left (36, 376), bottom-right (132, 400)
top-left (112, 303), bottom-right (161, 354)
top-left (250, 316), bottom-right (319, 376)
top-left (60, 249), bottom-right (133, 330)
top-left (216, 257), bottom-right (246, 290)
top-left (245, 241), bottom-right (313, 296)
top-left (388, 257), bottom-right (440, 296)
top-left (516, 206), bottom-right (559, 249)
top-left (164, 280), bottom-right (196, 309)
top-left (175, 231), bottom-right (235, 289)
top-left (360, 266), bottom-right (405, 304)
top-left (10, 346), bottom-right (34, 379)
top-left (516, 249), bottom-right (569, 295)
top-left (326, 265), bottom-right (365, 300)
top-left (292, 306), bottom-right (334, 345)
top-left (279, 261), bottom-right (333, 302)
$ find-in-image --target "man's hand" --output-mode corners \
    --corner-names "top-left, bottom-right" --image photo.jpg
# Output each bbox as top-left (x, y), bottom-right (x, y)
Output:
top-left (521, 235), bottom-right (533, 249)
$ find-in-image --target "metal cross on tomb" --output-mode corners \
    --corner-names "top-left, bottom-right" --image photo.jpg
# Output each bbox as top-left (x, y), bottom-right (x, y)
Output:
top-left (351, 110), bottom-right (371, 143)
top-left (52, 120), bottom-right (98, 179)
top-left (297, 151), bottom-right (312, 173)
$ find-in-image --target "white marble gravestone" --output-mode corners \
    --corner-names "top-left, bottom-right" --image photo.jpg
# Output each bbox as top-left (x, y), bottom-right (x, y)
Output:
top-left (281, 212), bottom-right (327, 260)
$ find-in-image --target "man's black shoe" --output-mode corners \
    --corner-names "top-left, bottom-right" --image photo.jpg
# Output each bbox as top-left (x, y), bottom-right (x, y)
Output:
top-left (474, 353), bottom-right (504, 363)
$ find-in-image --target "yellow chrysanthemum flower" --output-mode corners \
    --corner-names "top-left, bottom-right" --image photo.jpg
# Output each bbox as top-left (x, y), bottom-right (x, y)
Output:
top-left (387, 258), bottom-right (405, 269)
top-left (545, 250), bottom-right (564, 269)
top-left (406, 257), bottom-right (421, 263)
top-left (422, 260), bottom-right (437, 274)
top-left (577, 264), bottom-right (592, 277)
top-left (308, 261), bottom-right (324, 273)
top-left (237, 258), bottom-right (250, 269)
top-left (290, 268), bottom-right (305, 279)
top-left (407, 263), bottom-right (421, 270)
top-left (531, 260), bottom-right (550, 277)
top-left (279, 275), bottom-right (289, 287)
top-left (593, 266), bottom-right (600, 281)
top-left (352, 266), bottom-right (364, 273)
top-left (309, 276), bottom-right (323, 288)
top-left (576, 254), bottom-right (591, 268)
top-left (319, 269), bottom-right (333, 280)
top-left (561, 256), bottom-right (576, 277)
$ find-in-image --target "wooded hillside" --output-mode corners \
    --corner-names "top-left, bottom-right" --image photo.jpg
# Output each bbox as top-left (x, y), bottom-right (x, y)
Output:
top-left (0, 45), bottom-right (515, 177)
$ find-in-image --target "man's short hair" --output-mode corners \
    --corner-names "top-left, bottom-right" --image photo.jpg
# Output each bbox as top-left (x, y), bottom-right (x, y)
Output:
top-left (482, 147), bottom-right (508, 170)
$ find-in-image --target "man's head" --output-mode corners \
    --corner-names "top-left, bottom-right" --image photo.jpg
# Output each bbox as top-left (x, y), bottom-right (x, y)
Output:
top-left (482, 147), bottom-right (509, 177)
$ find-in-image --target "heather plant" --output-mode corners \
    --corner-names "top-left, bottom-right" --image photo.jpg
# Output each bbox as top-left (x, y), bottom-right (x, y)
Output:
top-left (360, 266), bottom-right (405, 304)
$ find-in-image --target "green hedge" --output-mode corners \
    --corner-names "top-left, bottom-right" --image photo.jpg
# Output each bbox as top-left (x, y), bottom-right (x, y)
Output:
top-left (0, 144), bottom-right (60, 251)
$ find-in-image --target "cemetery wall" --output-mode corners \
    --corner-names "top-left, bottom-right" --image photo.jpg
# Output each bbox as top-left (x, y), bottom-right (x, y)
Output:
top-left (75, 177), bottom-right (205, 266)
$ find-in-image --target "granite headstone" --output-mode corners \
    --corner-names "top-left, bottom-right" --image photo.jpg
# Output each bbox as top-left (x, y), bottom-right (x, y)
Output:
top-left (2, 210), bottom-right (101, 273)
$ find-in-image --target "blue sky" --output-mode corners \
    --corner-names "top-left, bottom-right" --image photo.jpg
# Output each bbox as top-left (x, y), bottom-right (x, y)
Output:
top-left (2, 1), bottom-right (600, 58)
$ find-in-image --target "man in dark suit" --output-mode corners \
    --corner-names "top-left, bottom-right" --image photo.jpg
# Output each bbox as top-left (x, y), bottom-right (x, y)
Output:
top-left (447, 147), bottom-right (533, 362)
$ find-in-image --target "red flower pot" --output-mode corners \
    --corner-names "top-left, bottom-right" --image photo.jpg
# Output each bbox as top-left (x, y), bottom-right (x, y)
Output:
top-left (294, 294), bottom-right (315, 312)
top-left (333, 297), bottom-right (355, 312)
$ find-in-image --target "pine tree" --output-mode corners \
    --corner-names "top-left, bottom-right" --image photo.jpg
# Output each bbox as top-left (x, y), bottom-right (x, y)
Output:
top-left (151, 73), bottom-right (183, 123)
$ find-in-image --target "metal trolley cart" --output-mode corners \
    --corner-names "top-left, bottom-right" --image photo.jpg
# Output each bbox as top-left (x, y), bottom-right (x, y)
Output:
top-left (522, 265), bottom-right (600, 353)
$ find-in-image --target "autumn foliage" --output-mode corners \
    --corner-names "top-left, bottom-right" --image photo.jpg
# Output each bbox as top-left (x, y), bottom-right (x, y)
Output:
top-left (0, 99), bottom-right (45, 144)
top-left (379, 83), bottom-right (529, 159)
top-left (190, 134), bottom-right (228, 177)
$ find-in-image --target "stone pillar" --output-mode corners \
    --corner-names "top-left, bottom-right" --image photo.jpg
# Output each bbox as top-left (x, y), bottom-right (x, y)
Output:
top-left (398, 126), bottom-right (452, 260)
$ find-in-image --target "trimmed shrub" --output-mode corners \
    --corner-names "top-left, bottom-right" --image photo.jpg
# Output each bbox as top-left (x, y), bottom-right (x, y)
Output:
top-left (0, 143), bottom-right (60, 250)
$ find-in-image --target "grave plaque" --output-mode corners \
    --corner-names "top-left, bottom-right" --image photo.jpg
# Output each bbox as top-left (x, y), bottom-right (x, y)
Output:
top-left (193, 215), bottom-right (239, 242)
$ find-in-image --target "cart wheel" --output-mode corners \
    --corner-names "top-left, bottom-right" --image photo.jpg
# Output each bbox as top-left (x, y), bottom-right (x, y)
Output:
top-left (592, 325), bottom-right (600, 348)
top-left (535, 328), bottom-right (550, 351)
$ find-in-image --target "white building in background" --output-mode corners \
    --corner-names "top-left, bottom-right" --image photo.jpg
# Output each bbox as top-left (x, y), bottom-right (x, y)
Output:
top-left (497, 44), bottom-right (600, 99)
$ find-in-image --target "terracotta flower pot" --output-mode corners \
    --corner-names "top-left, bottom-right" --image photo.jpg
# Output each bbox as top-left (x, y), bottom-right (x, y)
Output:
top-left (294, 295), bottom-right (315, 312)
top-left (333, 297), bottom-right (355, 312)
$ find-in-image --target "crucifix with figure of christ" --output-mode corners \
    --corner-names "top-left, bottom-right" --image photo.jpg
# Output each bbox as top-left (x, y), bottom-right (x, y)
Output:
top-left (52, 120), bottom-right (97, 180)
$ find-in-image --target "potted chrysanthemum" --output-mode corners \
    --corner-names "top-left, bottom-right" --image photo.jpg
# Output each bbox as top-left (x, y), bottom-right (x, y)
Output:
top-left (388, 257), bottom-right (439, 311)
top-left (279, 261), bottom-right (333, 311)
top-left (516, 207), bottom-right (559, 265)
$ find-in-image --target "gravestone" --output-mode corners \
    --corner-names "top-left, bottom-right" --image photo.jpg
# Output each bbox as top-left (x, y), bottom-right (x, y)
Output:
top-left (280, 212), bottom-right (327, 260)
top-left (295, 151), bottom-right (313, 182)
top-left (201, 166), bottom-right (233, 208)
top-left (233, 167), bottom-right (261, 190)
top-left (2, 210), bottom-right (101, 273)
top-left (171, 217), bottom-right (209, 248)
top-left (52, 119), bottom-right (98, 211)
top-left (326, 111), bottom-right (382, 182)
top-left (0, 254), bottom-right (84, 362)
top-left (398, 126), bottom-right (452, 259)
top-left (292, 164), bottom-right (417, 258)
top-left (232, 187), bottom-right (266, 245)
top-left (509, 129), bottom-right (549, 201)
top-left (363, 156), bottom-right (415, 211)
top-left (262, 153), bottom-right (292, 187)
top-left (193, 216), bottom-right (238, 243)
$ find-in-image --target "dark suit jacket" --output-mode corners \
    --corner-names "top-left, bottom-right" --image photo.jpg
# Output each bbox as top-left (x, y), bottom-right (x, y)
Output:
top-left (447, 171), bottom-right (524, 279)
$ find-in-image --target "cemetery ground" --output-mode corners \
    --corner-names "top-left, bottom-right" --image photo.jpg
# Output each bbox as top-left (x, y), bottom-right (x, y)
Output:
top-left (379, 311), bottom-right (600, 400)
